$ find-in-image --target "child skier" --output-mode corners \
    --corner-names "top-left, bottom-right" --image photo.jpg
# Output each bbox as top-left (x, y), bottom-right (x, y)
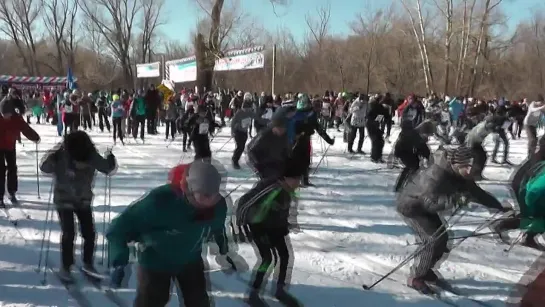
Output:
top-left (107, 160), bottom-right (242, 307)
top-left (235, 158), bottom-right (304, 306)
top-left (186, 104), bottom-right (221, 159)
top-left (396, 145), bottom-right (509, 294)
top-left (39, 130), bottom-right (117, 281)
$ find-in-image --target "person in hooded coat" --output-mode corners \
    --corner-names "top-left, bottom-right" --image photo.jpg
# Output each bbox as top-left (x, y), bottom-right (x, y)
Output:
top-left (39, 131), bottom-right (117, 281)
top-left (288, 94), bottom-right (334, 186)
top-left (0, 99), bottom-right (40, 207)
top-left (396, 146), bottom-right (509, 294)
top-left (107, 160), bottom-right (244, 307)
top-left (366, 95), bottom-right (390, 163)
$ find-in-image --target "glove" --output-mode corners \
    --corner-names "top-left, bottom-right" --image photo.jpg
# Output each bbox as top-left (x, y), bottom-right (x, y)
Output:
top-left (105, 147), bottom-right (113, 156)
top-left (110, 266), bottom-right (127, 288)
top-left (35, 137), bottom-right (41, 144)
top-left (328, 137), bottom-right (335, 146)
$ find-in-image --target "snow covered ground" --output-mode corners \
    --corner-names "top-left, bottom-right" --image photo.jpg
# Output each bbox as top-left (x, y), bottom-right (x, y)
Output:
top-left (0, 122), bottom-right (540, 306)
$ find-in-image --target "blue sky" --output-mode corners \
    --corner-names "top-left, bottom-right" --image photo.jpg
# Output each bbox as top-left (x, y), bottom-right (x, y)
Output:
top-left (162, 0), bottom-right (543, 44)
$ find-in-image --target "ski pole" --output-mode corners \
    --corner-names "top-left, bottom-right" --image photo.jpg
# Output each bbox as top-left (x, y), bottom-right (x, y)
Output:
top-left (36, 179), bottom-right (54, 274)
top-left (215, 137), bottom-right (233, 153)
top-left (363, 207), bottom-right (465, 290)
top-left (107, 175), bottom-right (112, 268)
top-left (100, 175), bottom-right (108, 266)
top-left (35, 143), bottom-right (41, 199)
top-left (408, 231), bottom-right (496, 246)
top-left (41, 205), bottom-right (56, 285)
top-left (312, 143), bottom-right (331, 175)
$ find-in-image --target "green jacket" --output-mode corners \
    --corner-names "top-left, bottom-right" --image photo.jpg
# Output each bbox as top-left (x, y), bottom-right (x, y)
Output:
top-left (106, 184), bottom-right (228, 272)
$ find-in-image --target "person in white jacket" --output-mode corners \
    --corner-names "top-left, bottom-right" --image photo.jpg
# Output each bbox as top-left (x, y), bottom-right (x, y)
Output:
top-left (524, 95), bottom-right (545, 157)
top-left (347, 93), bottom-right (369, 153)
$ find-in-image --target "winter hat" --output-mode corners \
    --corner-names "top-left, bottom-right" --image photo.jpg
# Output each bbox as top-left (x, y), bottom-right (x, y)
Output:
top-left (445, 146), bottom-right (473, 167)
top-left (271, 107), bottom-right (292, 127)
top-left (0, 98), bottom-right (14, 115)
top-left (64, 131), bottom-right (97, 162)
top-left (185, 160), bottom-right (222, 196)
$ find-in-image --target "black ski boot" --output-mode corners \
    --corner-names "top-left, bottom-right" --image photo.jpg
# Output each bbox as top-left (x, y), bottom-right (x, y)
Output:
top-left (232, 160), bottom-right (241, 170)
top-left (407, 277), bottom-right (434, 295)
top-left (274, 285), bottom-right (301, 306)
top-left (9, 194), bottom-right (18, 204)
top-left (246, 289), bottom-right (268, 306)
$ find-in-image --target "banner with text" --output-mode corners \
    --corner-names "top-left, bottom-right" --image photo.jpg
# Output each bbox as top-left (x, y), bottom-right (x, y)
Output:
top-left (136, 62), bottom-right (161, 78)
top-left (214, 46), bottom-right (265, 72)
top-left (166, 56), bottom-right (197, 83)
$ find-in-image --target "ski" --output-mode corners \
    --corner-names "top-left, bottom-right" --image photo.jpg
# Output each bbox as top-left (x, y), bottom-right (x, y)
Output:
top-left (50, 267), bottom-right (94, 307)
top-left (78, 267), bottom-right (129, 307)
top-left (428, 282), bottom-right (493, 307)
top-left (408, 285), bottom-right (459, 307)
top-left (1, 207), bottom-right (19, 226)
top-left (8, 200), bottom-right (31, 219)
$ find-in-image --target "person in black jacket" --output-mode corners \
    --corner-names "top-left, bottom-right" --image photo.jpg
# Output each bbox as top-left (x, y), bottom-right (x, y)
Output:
top-left (289, 95), bottom-right (334, 186)
top-left (366, 95), bottom-right (389, 163)
top-left (397, 146), bottom-right (509, 294)
top-left (234, 158), bottom-right (303, 306)
top-left (186, 104), bottom-right (220, 159)
top-left (491, 105), bottom-right (512, 165)
top-left (247, 108), bottom-right (292, 179)
top-left (393, 120), bottom-right (432, 192)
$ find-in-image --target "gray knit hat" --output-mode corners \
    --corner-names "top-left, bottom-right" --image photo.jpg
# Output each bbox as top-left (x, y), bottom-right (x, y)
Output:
top-left (186, 160), bottom-right (222, 196)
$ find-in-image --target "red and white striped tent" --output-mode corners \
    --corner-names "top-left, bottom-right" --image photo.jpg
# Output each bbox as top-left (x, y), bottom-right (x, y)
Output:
top-left (0, 74), bottom-right (78, 90)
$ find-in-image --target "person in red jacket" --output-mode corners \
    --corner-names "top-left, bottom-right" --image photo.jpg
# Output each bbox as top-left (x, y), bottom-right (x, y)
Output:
top-left (0, 99), bottom-right (40, 207)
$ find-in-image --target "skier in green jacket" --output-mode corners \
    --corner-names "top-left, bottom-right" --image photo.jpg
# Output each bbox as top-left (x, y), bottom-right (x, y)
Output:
top-left (107, 160), bottom-right (243, 307)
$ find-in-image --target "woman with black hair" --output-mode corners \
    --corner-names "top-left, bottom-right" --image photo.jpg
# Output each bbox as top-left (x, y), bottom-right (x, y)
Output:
top-left (40, 130), bottom-right (117, 282)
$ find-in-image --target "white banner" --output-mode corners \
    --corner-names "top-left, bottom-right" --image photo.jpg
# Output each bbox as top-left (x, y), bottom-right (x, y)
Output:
top-left (167, 60), bottom-right (197, 83)
top-left (136, 62), bottom-right (160, 78)
top-left (214, 50), bottom-right (264, 71)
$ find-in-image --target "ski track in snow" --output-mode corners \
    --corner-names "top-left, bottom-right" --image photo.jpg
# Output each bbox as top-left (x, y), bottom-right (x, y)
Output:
top-left (0, 123), bottom-right (539, 306)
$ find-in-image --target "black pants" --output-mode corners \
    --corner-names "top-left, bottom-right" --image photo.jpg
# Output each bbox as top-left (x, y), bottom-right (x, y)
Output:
top-left (113, 117), bottom-right (124, 142)
top-left (402, 212), bottom-right (448, 279)
top-left (165, 120), bottom-right (176, 139)
top-left (380, 117), bottom-right (393, 138)
top-left (132, 115), bottom-right (146, 140)
top-left (0, 150), bottom-right (17, 197)
top-left (470, 143), bottom-right (487, 177)
top-left (348, 126), bottom-right (365, 151)
top-left (249, 225), bottom-right (290, 290)
top-left (182, 131), bottom-right (192, 149)
top-left (134, 259), bottom-right (209, 307)
top-left (146, 110), bottom-right (157, 134)
top-left (492, 130), bottom-right (509, 162)
top-left (368, 125), bottom-right (385, 160)
top-left (57, 207), bottom-right (96, 270)
top-left (81, 114), bottom-right (92, 130)
top-left (63, 113), bottom-right (76, 135)
top-left (98, 108), bottom-right (110, 132)
top-left (394, 155), bottom-right (420, 192)
top-left (526, 125), bottom-right (538, 158)
top-left (232, 131), bottom-right (248, 163)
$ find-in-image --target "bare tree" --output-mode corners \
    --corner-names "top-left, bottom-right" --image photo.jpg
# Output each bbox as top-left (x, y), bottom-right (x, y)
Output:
top-left (432, 0), bottom-right (453, 95)
top-left (350, 7), bottom-right (392, 94)
top-left (454, 0), bottom-right (477, 93)
top-left (0, 0), bottom-right (42, 75)
top-left (139, 0), bottom-right (165, 64)
top-left (79, 0), bottom-right (143, 87)
top-left (305, 3), bottom-right (331, 49)
top-left (42, 0), bottom-right (79, 74)
top-left (400, 0), bottom-right (435, 94)
top-left (467, 0), bottom-right (503, 96)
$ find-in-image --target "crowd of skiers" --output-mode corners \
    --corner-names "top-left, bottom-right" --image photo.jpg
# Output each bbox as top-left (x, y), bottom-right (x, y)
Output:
top-left (3, 82), bottom-right (545, 306)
